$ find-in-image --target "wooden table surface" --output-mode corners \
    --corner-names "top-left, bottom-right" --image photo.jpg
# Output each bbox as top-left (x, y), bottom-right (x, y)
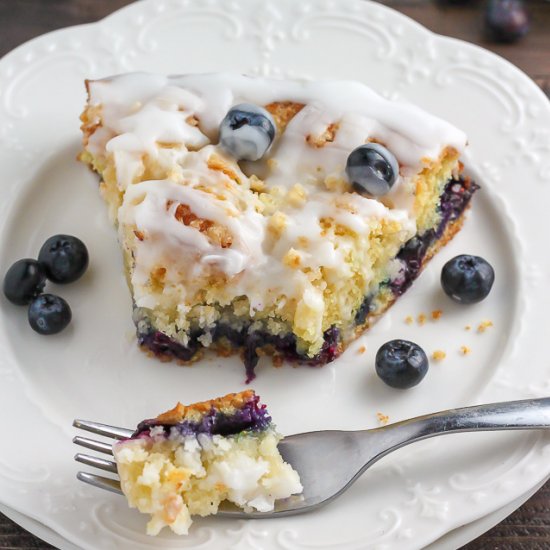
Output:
top-left (0, 1), bottom-right (548, 548)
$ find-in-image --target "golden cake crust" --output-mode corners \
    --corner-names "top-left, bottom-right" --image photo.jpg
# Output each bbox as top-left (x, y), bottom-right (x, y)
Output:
top-left (154, 390), bottom-right (256, 424)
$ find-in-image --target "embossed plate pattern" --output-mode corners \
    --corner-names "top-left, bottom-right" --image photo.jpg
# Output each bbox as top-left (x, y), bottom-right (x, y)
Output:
top-left (0, 1), bottom-right (549, 549)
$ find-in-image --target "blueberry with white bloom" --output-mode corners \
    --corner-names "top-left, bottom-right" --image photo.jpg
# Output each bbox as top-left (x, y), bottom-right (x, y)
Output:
top-left (28, 294), bottom-right (72, 335)
top-left (38, 234), bottom-right (89, 284)
top-left (3, 259), bottom-right (46, 305)
top-left (376, 339), bottom-right (429, 389)
top-left (346, 143), bottom-right (399, 197)
top-left (441, 255), bottom-right (495, 304)
top-left (219, 103), bottom-right (276, 161)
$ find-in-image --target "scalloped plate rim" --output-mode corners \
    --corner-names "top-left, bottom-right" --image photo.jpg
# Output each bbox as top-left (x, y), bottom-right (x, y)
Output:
top-left (0, 0), bottom-right (549, 549)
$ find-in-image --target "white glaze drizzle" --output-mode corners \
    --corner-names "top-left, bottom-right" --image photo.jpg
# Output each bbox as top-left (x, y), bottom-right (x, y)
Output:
top-left (86, 72), bottom-right (466, 321)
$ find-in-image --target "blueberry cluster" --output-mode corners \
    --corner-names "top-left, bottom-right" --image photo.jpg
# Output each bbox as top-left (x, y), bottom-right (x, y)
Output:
top-left (3, 235), bottom-right (88, 335)
top-left (375, 254), bottom-right (494, 390)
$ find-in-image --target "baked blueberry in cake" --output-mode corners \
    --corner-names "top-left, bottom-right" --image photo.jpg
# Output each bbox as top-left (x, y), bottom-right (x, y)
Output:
top-left (80, 73), bottom-right (478, 380)
top-left (113, 390), bottom-right (302, 535)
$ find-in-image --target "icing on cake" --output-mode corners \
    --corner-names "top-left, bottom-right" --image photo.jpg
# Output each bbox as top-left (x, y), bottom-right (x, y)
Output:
top-left (80, 72), bottom-right (475, 379)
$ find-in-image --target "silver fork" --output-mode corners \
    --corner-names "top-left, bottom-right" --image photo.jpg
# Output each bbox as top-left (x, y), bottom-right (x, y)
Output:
top-left (73, 397), bottom-right (550, 518)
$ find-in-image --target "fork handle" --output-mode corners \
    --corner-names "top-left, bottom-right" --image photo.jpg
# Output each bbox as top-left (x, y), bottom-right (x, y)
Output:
top-left (365, 397), bottom-right (550, 463)
top-left (408, 397), bottom-right (550, 432)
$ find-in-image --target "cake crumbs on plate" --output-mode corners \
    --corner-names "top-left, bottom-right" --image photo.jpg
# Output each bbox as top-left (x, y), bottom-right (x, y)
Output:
top-left (357, 345), bottom-right (366, 354)
top-left (477, 320), bottom-right (494, 333)
top-left (432, 350), bottom-right (446, 362)
top-left (376, 412), bottom-right (390, 426)
top-left (465, 325), bottom-right (472, 331)
top-left (408, 311), bottom-right (440, 325)
top-left (460, 345), bottom-right (471, 355)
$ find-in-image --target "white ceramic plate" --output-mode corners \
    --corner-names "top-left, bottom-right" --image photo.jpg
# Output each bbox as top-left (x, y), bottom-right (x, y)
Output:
top-left (0, 1), bottom-right (549, 549)
top-left (4, 474), bottom-right (549, 550)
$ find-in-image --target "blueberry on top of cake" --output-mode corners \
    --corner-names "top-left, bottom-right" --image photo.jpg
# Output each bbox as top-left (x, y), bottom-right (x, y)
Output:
top-left (113, 391), bottom-right (302, 535)
top-left (80, 73), bottom-right (478, 380)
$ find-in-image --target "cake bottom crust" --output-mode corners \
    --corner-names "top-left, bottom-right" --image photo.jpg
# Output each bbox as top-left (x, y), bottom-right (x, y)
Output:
top-left (137, 177), bottom-right (478, 381)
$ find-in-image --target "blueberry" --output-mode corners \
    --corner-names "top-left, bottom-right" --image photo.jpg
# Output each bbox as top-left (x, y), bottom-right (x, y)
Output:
top-left (398, 235), bottom-right (432, 269)
top-left (375, 339), bottom-right (429, 389)
top-left (3, 259), bottom-right (47, 305)
top-left (219, 103), bottom-right (276, 161)
top-left (346, 143), bottom-right (399, 197)
top-left (485, 0), bottom-right (530, 43)
top-left (38, 235), bottom-right (89, 284)
top-left (441, 255), bottom-right (495, 304)
top-left (28, 294), bottom-right (72, 335)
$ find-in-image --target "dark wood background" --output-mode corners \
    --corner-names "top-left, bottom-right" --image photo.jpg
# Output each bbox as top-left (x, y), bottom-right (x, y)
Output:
top-left (0, 1), bottom-right (549, 548)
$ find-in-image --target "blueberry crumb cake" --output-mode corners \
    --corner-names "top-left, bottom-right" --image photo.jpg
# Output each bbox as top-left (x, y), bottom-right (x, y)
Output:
top-left (113, 390), bottom-right (302, 535)
top-left (80, 72), bottom-right (478, 380)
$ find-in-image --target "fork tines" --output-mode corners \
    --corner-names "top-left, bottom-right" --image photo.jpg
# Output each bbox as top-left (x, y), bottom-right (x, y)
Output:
top-left (76, 471), bottom-right (123, 495)
top-left (73, 419), bottom-right (134, 439)
top-left (72, 419), bottom-right (133, 496)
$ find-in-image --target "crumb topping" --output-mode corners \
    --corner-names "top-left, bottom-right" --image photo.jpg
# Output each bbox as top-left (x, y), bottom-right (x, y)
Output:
top-left (82, 73), bottom-right (468, 358)
top-left (477, 320), bottom-right (494, 333)
top-left (431, 309), bottom-right (443, 320)
top-left (154, 390), bottom-right (257, 424)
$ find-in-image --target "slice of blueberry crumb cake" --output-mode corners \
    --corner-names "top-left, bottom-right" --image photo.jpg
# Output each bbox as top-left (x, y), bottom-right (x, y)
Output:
top-left (80, 72), bottom-right (478, 381)
top-left (113, 390), bottom-right (302, 535)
